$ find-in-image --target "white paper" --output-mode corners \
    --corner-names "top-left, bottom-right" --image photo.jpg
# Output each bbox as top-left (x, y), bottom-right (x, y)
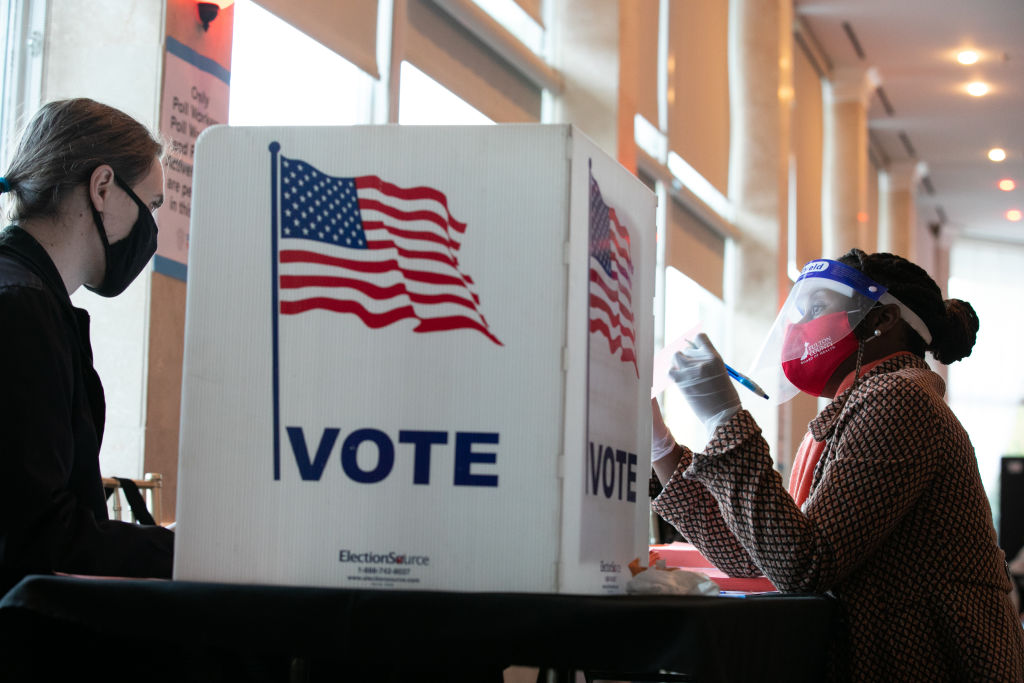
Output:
top-left (650, 324), bottom-right (702, 398)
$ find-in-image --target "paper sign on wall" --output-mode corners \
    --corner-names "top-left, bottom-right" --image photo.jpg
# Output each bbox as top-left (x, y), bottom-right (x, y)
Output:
top-left (155, 37), bottom-right (230, 279)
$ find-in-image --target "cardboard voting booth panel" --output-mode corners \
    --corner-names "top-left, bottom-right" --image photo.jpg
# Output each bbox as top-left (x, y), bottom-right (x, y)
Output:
top-left (175, 125), bottom-right (655, 594)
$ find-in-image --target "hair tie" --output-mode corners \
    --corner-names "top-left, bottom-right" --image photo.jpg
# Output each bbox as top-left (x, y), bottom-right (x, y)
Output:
top-left (0, 177), bottom-right (9, 193)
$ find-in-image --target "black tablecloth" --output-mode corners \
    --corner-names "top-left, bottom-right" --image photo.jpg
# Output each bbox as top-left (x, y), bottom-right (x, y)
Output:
top-left (0, 575), bottom-right (838, 682)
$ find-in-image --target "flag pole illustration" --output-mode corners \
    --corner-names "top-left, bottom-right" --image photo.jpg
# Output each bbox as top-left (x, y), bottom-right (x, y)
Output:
top-left (588, 160), bottom-right (638, 377)
top-left (269, 142), bottom-right (501, 479)
top-left (270, 142), bottom-right (282, 480)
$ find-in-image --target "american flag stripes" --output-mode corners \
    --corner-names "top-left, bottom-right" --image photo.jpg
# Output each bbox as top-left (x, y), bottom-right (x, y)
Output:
top-left (273, 153), bottom-right (501, 346)
top-left (589, 167), bottom-right (637, 375)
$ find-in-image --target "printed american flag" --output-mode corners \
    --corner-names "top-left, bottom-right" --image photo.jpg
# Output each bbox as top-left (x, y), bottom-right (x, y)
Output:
top-left (275, 154), bottom-right (501, 345)
top-left (589, 167), bottom-right (637, 375)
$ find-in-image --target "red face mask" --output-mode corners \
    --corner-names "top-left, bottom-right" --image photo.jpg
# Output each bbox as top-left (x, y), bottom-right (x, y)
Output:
top-left (781, 311), bottom-right (859, 397)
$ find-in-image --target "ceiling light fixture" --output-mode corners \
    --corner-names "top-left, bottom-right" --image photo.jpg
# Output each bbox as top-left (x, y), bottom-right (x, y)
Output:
top-left (1006, 209), bottom-right (1023, 222)
top-left (999, 179), bottom-right (1016, 192)
top-left (966, 81), bottom-right (989, 97)
top-left (956, 50), bottom-right (979, 65)
top-left (989, 148), bottom-right (1007, 162)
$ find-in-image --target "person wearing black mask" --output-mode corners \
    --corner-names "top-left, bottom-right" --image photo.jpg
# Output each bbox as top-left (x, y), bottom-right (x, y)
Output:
top-left (0, 98), bottom-right (173, 590)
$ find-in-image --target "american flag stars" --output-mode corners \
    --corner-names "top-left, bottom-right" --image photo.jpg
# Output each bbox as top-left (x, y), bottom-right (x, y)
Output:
top-left (280, 158), bottom-right (367, 249)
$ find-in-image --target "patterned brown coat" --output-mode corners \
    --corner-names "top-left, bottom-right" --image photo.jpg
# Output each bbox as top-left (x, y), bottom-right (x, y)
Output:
top-left (653, 353), bottom-right (1024, 681)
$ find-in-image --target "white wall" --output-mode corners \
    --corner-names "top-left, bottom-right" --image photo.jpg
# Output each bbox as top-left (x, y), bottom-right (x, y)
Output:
top-left (45, 0), bottom-right (165, 479)
top-left (947, 238), bottom-right (1024, 524)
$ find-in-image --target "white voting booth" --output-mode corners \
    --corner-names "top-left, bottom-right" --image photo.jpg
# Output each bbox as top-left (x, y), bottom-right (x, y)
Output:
top-left (175, 124), bottom-right (655, 594)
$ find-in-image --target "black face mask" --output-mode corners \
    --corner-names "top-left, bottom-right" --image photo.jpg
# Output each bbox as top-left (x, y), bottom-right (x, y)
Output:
top-left (86, 175), bottom-right (158, 298)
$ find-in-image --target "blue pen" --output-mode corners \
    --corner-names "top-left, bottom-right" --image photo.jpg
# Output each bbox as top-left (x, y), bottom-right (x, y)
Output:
top-left (724, 364), bottom-right (770, 400)
top-left (685, 339), bottom-right (770, 400)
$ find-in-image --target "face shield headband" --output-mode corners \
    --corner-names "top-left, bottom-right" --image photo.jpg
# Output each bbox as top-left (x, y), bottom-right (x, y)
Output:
top-left (746, 259), bottom-right (887, 404)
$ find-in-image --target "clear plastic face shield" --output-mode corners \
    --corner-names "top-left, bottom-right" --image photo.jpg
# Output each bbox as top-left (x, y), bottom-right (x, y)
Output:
top-left (747, 259), bottom-right (887, 404)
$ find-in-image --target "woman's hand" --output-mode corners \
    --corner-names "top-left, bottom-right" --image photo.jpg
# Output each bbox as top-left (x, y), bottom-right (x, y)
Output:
top-left (651, 397), bottom-right (682, 485)
top-left (669, 333), bottom-right (741, 441)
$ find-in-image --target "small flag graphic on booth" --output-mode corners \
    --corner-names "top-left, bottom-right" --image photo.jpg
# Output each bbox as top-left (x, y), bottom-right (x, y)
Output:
top-left (269, 144), bottom-right (501, 345)
top-left (588, 164), bottom-right (637, 376)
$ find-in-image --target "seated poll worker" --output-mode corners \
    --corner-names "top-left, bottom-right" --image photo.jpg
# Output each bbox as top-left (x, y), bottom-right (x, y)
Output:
top-left (651, 249), bottom-right (1024, 681)
top-left (0, 98), bottom-right (173, 591)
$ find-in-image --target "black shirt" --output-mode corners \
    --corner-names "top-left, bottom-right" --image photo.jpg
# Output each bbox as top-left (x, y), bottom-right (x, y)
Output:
top-left (0, 226), bottom-right (172, 589)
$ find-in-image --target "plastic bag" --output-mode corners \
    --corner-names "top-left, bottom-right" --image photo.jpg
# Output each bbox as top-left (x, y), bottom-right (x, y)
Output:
top-left (625, 559), bottom-right (719, 596)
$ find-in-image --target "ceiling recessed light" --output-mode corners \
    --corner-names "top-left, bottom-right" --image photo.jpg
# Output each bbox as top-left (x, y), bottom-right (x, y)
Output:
top-left (999, 179), bottom-right (1016, 192)
top-left (1006, 209), bottom-right (1023, 222)
top-left (966, 81), bottom-right (989, 97)
top-left (989, 148), bottom-right (1007, 162)
top-left (957, 50), bottom-right (979, 65)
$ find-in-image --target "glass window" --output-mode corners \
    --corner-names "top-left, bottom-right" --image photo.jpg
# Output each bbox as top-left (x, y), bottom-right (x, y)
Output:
top-left (659, 266), bottom-right (725, 452)
top-left (0, 0), bottom-right (45, 171)
top-left (228, 0), bottom-right (374, 126)
top-left (240, 0), bottom-right (380, 78)
top-left (947, 240), bottom-right (1024, 525)
top-left (667, 0), bottom-right (729, 196)
top-left (665, 196), bottom-right (726, 299)
top-left (471, 0), bottom-right (544, 55)
top-left (404, 0), bottom-right (541, 123)
top-left (398, 61), bottom-right (493, 125)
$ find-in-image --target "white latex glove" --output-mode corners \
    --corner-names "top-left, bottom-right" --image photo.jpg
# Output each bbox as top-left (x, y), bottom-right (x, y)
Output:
top-left (651, 397), bottom-right (676, 462)
top-left (669, 333), bottom-right (741, 442)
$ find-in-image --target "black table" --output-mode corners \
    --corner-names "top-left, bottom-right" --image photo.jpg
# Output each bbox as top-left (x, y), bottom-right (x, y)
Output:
top-left (0, 575), bottom-right (838, 682)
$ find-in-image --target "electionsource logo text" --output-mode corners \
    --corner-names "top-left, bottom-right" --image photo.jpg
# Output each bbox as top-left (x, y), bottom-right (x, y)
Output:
top-left (338, 549), bottom-right (430, 566)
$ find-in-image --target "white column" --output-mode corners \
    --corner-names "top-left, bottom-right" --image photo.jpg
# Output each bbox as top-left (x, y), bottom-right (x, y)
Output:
top-left (545, 0), bottom-right (619, 155)
top-left (879, 160), bottom-right (921, 258)
top-left (48, 0), bottom-right (166, 480)
top-left (726, 0), bottom-right (793, 463)
top-left (823, 66), bottom-right (878, 258)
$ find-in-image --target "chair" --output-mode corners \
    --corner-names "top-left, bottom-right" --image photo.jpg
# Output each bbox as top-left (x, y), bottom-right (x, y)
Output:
top-left (101, 473), bottom-right (164, 526)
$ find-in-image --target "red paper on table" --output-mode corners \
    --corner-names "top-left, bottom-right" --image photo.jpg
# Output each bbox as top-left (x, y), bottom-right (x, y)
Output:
top-left (651, 542), bottom-right (777, 593)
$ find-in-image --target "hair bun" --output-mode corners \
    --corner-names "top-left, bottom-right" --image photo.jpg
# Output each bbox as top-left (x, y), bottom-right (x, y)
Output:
top-left (928, 299), bottom-right (979, 364)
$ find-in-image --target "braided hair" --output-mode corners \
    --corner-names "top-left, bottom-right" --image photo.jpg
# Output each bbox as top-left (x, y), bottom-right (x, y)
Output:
top-left (838, 248), bottom-right (979, 364)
